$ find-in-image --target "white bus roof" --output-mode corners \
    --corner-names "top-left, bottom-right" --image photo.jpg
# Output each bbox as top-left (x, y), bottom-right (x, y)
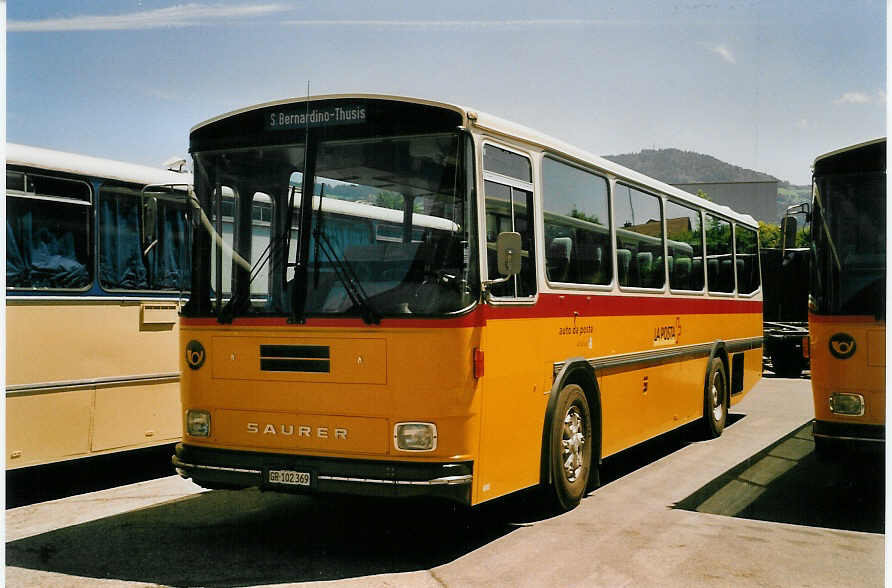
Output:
top-left (192, 93), bottom-right (758, 227)
top-left (6, 143), bottom-right (191, 187)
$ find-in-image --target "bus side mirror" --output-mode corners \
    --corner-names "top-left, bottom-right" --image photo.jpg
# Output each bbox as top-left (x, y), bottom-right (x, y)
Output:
top-left (142, 195), bottom-right (159, 256)
top-left (781, 215), bottom-right (797, 252)
top-left (497, 231), bottom-right (522, 276)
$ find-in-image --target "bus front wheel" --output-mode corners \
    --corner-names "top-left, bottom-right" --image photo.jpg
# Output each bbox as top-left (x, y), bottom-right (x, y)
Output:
top-left (548, 384), bottom-right (592, 512)
top-left (703, 357), bottom-right (728, 438)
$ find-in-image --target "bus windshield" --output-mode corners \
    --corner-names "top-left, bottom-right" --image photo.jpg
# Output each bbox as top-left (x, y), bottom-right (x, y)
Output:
top-left (190, 131), bottom-right (478, 320)
top-left (811, 170), bottom-right (886, 317)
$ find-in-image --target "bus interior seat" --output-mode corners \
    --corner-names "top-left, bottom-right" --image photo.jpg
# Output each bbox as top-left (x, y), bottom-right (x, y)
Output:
top-left (653, 255), bottom-right (664, 288)
top-left (692, 258), bottom-right (703, 288)
top-left (636, 251), bottom-right (653, 288)
top-left (574, 239), bottom-right (608, 285)
top-left (547, 236), bottom-right (572, 282)
top-left (674, 256), bottom-right (691, 289)
top-left (707, 258), bottom-right (719, 289)
top-left (720, 259), bottom-right (733, 291)
top-left (590, 243), bottom-right (605, 284)
top-left (617, 248), bottom-right (632, 286)
top-left (592, 245), bottom-right (611, 284)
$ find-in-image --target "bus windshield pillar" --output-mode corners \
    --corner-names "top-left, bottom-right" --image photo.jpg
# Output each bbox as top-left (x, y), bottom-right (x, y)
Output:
top-left (290, 135), bottom-right (318, 324)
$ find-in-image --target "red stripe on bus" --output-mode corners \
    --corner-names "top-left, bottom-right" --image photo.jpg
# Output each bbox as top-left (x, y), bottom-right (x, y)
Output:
top-left (485, 293), bottom-right (760, 320)
top-left (180, 293), bottom-right (760, 329)
top-left (179, 314), bottom-right (486, 329)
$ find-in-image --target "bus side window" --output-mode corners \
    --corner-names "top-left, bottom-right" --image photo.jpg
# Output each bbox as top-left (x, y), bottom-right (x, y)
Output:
top-left (483, 144), bottom-right (536, 299)
top-left (99, 185), bottom-right (191, 291)
top-left (99, 186), bottom-right (150, 290)
top-left (706, 214), bottom-right (734, 293)
top-left (735, 225), bottom-right (760, 294)
top-left (7, 172), bottom-right (92, 291)
top-left (666, 200), bottom-right (704, 292)
top-left (152, 197), bottom-right (192, 290)
top-left (541, 157), bottom-right (612, 286)
top-left (614, 184), bottom-right (664, 289)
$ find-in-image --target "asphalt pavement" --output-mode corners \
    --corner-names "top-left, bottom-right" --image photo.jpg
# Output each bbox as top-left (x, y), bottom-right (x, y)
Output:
top-left (5, 375), bottom-right (885, 587)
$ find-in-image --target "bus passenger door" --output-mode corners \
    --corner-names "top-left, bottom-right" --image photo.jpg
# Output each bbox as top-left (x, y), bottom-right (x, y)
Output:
top-left (476, 161), bottom-right (546, 503)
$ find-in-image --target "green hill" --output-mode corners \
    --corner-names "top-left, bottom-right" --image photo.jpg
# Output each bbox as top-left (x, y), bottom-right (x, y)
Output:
top-left (602, 148), bottom-right (809, 221)
top-left (777, 184), bottom-right (811, 214)
top-left (603, 148), bottom-right (778, 184)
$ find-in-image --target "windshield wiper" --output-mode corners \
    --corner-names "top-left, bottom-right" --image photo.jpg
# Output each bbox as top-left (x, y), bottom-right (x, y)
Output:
top-left (311, 188), bottom-right (380, 325)
top-left (217, 215), bottom-right (293, 324)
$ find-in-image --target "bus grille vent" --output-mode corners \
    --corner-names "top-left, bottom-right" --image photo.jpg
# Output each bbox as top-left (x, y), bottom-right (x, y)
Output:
top-left (259, 345), bottom-right (330, 373)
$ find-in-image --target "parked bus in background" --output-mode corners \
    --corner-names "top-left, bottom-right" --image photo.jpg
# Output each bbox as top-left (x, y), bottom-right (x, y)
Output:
top-left (172, 95), bottom-right (763, 511)
top-left (761, 244), bottom-right (810, 378)
top-left (809, 138), bottom-right (886, 458)
top-left (6, 144), bottom-right (191, 469)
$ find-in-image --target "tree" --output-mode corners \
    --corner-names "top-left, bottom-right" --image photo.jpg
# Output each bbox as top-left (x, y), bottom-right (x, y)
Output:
top-left (795, 226), bottom-right (811, 247)
top-left (758, 221), bottom-right (781, 249)
top-left (372, 191), bottom-right (403, 210)
top-left (570, 206), bottom-right (601, 225)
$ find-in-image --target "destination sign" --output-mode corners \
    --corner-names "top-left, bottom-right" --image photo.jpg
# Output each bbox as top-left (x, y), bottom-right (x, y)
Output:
top-left (266, 104), bottom-right (367, 130)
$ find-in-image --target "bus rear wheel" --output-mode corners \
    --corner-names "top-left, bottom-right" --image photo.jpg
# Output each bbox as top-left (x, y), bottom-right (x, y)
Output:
top-left (548, 384), bottom-right (592, 512)
top-left (703, 357), bottom-right (728, 439)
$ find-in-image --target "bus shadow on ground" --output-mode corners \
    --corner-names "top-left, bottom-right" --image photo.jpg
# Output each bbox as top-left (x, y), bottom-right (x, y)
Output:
top-left (674, 421), bottom-right (884, 534)
top-left (6, 444), bottom-right (177, 509)
top-left (5, 488), bottom-right (542, 587)
top-left (5, 416), bottom-right (741, 586)
top-left (598, 413), bottom-right (745, 486)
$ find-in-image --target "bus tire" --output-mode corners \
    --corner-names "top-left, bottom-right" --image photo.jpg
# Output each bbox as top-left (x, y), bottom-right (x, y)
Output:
top-left (548, 384), bottom-right (592, 512)
top-left (703, 357), bottom-right (728, 439)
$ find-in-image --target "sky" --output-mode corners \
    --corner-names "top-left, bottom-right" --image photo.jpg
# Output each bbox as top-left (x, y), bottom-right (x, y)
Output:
top-left (5, 1), bottom-right (887, 185)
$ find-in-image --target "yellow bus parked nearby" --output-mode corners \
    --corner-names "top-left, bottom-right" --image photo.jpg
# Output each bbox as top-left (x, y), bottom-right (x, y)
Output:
top-left (172, 95), bottom-right (763, 510)
top-left (809, 138), bottom-right (885, 457)
top-left (6, 144), bottom-right (191, 469)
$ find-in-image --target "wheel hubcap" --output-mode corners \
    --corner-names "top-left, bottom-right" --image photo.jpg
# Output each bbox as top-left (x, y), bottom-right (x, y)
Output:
top-left (561, 407), bottom-right (586, 482)
top-left (711, 371), bottom-right (724, 421)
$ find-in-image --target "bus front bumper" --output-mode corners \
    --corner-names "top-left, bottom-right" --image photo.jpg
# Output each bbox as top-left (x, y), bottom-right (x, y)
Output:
top-left (172, 443), bottom-right (473, 505)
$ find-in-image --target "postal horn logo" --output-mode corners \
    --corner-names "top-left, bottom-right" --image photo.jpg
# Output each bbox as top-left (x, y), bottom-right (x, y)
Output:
top-left (829, 333), bottom-right (856, 360)
top-left (186, 340), bottom-right (206, 370)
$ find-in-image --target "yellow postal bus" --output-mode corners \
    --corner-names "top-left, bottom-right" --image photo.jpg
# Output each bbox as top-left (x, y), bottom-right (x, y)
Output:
top-left (6, 144), bottom-right (191, 469)
top-left (172, 95), bottom-right (762, 510)
top-left (809, 138), bottom-right (885, 457)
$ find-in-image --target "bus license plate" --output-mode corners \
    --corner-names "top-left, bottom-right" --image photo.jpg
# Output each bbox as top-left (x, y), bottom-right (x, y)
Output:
top-left (268, 469), bottom-right (311, 486)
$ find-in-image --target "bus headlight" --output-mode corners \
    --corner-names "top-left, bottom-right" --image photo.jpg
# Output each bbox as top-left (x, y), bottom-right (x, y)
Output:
top-left (187, 410), bottom-right (211, 437)
top-left (829, 393), bottom-right (865, 416)
top-left (394, 422), bottom-right (437, 451)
